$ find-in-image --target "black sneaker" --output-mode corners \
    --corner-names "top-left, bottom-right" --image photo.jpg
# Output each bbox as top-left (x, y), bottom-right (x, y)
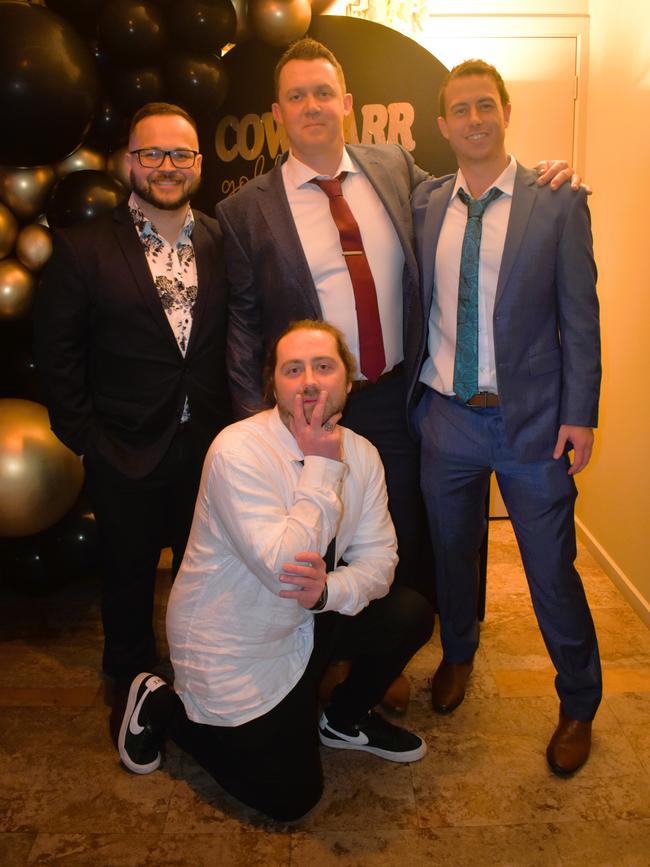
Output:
top-left (118, 672), bottom-right (168, 774)
top-left (319, 710), bottom-right (427, 763)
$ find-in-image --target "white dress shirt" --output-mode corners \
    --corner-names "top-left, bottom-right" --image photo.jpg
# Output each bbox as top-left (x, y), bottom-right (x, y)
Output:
top-left (420, 156), bottom-right (517, 395)
top-left (281, 149), bottom-right (404, 378)
top-left (167, 407), bottom-right (397, 727)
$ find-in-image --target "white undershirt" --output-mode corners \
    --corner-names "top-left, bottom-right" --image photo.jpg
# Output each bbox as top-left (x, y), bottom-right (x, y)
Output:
top-left (281, 149), bottom-right (404, 379)
top-left (420, 156), bottom-right (516, 395)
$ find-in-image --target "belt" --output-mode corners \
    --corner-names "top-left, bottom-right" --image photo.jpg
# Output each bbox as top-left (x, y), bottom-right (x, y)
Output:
top-left (350, 362), bottom-right (403, 393)
top-left (454, 391), bottom-right (500, 408)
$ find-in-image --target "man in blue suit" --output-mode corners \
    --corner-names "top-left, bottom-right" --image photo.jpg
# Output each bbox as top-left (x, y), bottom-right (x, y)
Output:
top-left (409, 60), bottom-right (601, 775)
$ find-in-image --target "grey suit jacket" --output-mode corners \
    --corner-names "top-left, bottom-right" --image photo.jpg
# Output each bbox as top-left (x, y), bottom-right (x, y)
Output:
top-left (408, 163), bottom-right (601, 463)
top-left (215, 143), bottom-right (430, 417)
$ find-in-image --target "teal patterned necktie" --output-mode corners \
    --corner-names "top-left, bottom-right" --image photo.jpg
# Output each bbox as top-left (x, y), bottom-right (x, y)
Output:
top-left (453, 186), bottom-right (503, 403)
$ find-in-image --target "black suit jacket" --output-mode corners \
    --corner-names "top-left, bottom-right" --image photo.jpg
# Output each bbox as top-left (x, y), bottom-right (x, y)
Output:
top-left (215, 144), bottom-right (430, 418)
top-left (34, 202), bottom-right (231, 479)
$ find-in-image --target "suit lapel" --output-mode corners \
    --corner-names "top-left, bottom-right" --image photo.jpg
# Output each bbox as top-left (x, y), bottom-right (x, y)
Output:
top-left (254, 163), bottom-right (321, 318)
top-left (495, 166), bottom-right (538, 307)
top-left (349, 146), bottom-right (419, 287)
top-left (187, 214), bottom-right (211, 355)
top-left (421, 180), bottom-right (455, 314)
top-left (112, 205), bottom-right (180, 354)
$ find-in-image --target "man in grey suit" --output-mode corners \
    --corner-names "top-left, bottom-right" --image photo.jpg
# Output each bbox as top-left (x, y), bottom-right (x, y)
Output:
top-left (216, 38), bottom-right (577, 708)
top-left (409, 59), bottom-right (601, 775)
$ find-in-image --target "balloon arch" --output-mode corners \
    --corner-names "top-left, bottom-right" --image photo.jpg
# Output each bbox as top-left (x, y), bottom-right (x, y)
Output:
top-left (0, 0), bottom-right (452, 594)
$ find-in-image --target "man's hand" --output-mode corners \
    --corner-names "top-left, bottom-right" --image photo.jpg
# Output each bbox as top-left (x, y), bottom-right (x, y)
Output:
top-left (279, 550), bottom-right (327, 609)
top-left (535, 160), bottom-right (590, 193)
top-left (553, 424), bottom-right (594, 475)
top-left (290, 390), bottom-right (342, 461)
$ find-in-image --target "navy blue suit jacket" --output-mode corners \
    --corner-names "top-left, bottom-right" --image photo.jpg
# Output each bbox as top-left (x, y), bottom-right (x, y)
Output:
top-left (408, 163), bottom-right (601, 463)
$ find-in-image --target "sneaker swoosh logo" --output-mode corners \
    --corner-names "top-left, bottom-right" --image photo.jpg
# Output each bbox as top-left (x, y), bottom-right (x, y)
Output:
top-left (129, 680), bottom-right (162, 736)
top-left (327, 727), bottom-right (369, 745)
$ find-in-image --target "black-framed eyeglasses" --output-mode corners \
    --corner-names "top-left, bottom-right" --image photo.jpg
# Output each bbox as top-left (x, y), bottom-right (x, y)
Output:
top-left (129, 148), bottom-right (199, 169)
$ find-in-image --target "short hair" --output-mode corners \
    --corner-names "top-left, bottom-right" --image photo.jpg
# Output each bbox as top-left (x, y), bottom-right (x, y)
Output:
top-left (274, 37), bottom-right (347, 99)
top-left (129, 102), bottom-right (198, 138)
top-left (263, 319), bottom-right (357, 404)
top-left (438, 59), bottom-right (510, 117)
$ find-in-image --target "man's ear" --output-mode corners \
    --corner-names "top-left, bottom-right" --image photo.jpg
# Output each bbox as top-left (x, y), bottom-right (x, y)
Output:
top-left (437, 115), bottom-right (449, 141)
top-left (272, 102), bottom-right (283, 125)
top-left (343, 92), bottom-right (353, 117)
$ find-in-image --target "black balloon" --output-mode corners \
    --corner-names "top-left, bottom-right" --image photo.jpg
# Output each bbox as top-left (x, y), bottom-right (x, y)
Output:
top-left (170, 0), bottom-right (237, 52)
top-left (0, 320), bottom-right (41, 403)
top-left (85, 100), bottom-right (131, 151)
top-left (46, 171), bottom-right (126, 229)
top-left (97, 0), bottom-right (167, 65)
top-left (166, 53), bottom-right (229, 117)
top-left (40, 500), bottom-right (100, 583)
top-left (111, 66), bottom-right (166, 117)
top-left (0, 498), bottom-right (99, 596)
top-left (0, 536), bottom-right (52, 596)
top-left (46, 0), bottom-right (105, 34)
top-left (0, 3), bottom-right (98, 166)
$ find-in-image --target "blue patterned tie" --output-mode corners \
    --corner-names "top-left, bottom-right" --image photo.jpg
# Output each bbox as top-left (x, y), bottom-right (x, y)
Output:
top-left (453, 186), bottom-right (503, 403)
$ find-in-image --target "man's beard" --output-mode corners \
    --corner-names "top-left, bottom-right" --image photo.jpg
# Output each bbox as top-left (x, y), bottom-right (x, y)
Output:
top-left (129, 170), bottom-right (200, 211)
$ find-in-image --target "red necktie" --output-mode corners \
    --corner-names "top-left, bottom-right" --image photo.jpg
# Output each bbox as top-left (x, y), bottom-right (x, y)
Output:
top-left (312, 172), bottom-right (386, 382)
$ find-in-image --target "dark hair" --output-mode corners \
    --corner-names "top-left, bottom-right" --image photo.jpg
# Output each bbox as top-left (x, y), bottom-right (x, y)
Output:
top-left (274, 37), bottom-right (347, 99)
top-left (129, 102), bottom-right (198, 138)
top-left (438, 59), bottom-right (510, 117)
top-left (262, 319), bottom-right (357, 404)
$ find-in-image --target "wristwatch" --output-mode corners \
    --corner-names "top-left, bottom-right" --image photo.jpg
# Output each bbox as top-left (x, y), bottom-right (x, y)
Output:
top-left (310, 583), bottom-right (328, 612)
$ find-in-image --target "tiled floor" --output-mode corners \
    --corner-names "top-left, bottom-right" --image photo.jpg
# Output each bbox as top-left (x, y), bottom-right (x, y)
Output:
top-left (2, 520), bottom-right (650, 866)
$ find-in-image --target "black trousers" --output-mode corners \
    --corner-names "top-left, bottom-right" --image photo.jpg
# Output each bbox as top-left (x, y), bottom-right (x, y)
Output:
top-left (85, 429), bottom-right (204, 679)
top-left (341, 368), bottom-right (435, 604)
top-left (167, 585), bottom-right (434, 822)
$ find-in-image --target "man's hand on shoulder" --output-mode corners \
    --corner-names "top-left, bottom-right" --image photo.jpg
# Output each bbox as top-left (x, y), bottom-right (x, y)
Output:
top-left (553, 424), bottom-right (595, 475)
top-left (535, 160), bottom-right (591, 194)
top-left (279, 550), bottom-right (328, 609)
top-left (290, 391), bottom-right (342, 461)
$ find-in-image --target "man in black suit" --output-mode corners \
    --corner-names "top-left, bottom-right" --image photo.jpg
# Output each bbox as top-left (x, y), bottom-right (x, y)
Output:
top-left (35, 103), bottom-right (231, 689)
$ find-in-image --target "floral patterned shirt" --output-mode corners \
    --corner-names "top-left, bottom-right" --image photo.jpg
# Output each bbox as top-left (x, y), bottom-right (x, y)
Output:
top-left (128, 194), bottom-right (197, 421)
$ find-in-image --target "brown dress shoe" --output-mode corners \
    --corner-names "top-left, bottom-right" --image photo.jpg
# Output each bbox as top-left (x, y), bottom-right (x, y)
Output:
top-left (430, 657), bottom-right (474, 714)
top-left (381, 673), bottom-right (411, 716)
top-left (546, 707), bottom-right (592, 776)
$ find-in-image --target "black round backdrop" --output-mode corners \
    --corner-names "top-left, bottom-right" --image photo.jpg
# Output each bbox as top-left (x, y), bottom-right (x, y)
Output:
top-left (194, 15), bottom-right (455, 212)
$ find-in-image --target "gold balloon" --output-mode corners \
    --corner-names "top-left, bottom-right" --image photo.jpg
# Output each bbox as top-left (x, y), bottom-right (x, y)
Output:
top-left (0, 399), bottom-right (84, 538)
top-left (55, 146), bottom-right (107, 178)
top-left (16, 224), bottom-right (53, 272)
top-left (0, 258), bottom-right (35, 319)
top-left (310, 0), bottom-right (336, 13)
top-left (0, 203), bottom-right (18, 259)
top-left (106, 147), bottom-right (132, 191)
top-left (0, 165), bottom-right (56, 224)
top-left (231, 0), bottom-right (252, 42)
top-left (249, 0), bottom-right (311, 47)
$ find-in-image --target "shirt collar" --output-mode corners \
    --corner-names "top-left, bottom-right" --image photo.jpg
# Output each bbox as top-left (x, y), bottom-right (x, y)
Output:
top-left (268, 406), bottom-right (305, 462)
top-left (452, 154), bottom-right (517, 201)
top-left (284, 147), bottom-right (358, 190)
top-left (128, 193), bottom-right (195, 244)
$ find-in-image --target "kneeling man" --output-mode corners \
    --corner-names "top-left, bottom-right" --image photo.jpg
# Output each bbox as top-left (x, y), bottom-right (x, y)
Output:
top-left (117, 320), bottom-right (434, 821)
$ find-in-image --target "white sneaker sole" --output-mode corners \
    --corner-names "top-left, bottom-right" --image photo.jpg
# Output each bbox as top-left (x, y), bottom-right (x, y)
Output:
top-left (319, 729), bottom-right (427, 763)
top-left (118, 672), bottom-right (163, 774)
